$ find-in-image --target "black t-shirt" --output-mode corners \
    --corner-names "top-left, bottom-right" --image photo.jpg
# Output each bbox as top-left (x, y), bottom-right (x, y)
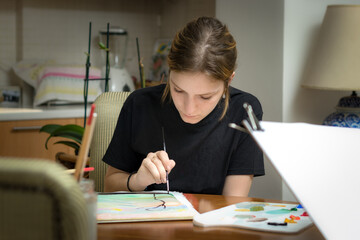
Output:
top-left (103, 84), bottom-right (264, 194)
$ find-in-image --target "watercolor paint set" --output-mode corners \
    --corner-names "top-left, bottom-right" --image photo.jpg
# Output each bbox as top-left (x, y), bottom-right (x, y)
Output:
top-left (193, 201), bottom-right (312, 233)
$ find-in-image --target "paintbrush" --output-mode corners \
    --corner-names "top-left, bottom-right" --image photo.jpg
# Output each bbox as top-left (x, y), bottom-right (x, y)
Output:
top-left (65, 167), bottom-right (94, 174)
top-left (162, 127), bottom-right (169, 194)
top-left (74, 104), bottom-right (97, 181)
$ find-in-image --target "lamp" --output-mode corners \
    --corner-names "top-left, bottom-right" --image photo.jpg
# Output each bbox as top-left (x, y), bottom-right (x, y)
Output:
top-left (302, 5), bottom-right (360, 128)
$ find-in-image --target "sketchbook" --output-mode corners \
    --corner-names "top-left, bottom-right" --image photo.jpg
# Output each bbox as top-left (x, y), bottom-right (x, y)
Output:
top-left (243, 121), bottom-right (360, 239)
top-left (97, 191), bottom-right (198, 223)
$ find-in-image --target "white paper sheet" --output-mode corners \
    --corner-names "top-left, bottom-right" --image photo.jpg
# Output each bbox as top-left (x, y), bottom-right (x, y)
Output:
top-left (247, 121), bottom-right (360, 240)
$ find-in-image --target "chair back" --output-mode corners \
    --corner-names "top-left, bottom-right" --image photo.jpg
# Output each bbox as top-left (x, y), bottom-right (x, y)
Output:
top-left (0, 157), bottom-right (89, 240)
top-left (89, 91), bottom-right (131, 192)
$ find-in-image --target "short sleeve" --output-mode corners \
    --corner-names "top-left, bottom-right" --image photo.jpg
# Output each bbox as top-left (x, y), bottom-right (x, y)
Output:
top-left (102, 97), bottom-right (141, 173)
top-left (227, 96), bottom-right (265, 177)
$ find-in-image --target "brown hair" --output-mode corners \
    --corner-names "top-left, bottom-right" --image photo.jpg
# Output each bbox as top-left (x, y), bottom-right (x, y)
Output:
top-left (161, 16), bottom-right (237, 120)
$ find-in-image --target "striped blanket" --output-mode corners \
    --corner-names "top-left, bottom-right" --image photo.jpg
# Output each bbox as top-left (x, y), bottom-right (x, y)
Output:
top-left (13, 61), bottom-right (103, 106)
top-left (34, 66), bottom-right (102, 106)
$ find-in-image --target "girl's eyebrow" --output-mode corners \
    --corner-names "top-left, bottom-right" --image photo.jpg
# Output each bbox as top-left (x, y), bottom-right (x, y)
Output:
top-left (171, 80), bottom-right (220, 96)
top-left (170, 79), bottom-right (182, 90)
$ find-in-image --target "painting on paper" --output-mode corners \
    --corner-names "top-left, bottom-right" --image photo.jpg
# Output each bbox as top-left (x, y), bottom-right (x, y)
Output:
top-left (97, 192), bottom-right (198, 223)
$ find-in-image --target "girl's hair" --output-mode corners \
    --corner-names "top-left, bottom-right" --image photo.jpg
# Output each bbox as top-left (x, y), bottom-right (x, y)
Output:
top-left (161, 16), bottom-right (237, 120)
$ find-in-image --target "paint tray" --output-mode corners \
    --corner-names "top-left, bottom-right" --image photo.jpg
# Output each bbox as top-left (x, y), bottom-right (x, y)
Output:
top-left (193, 201), bottom-right (312, 233)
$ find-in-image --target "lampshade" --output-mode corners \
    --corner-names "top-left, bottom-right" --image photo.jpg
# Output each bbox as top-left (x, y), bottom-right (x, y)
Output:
top-left (302, 5), bottom-right (360, 91)
top-left (302, 5), bottom-right (360, 128)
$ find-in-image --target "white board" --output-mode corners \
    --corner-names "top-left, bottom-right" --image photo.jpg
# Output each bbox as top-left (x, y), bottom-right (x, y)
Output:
top-left (246, 121), bottom-right (360, 240)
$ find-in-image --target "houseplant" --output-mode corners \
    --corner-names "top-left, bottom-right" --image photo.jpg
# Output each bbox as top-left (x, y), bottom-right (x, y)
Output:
top-left (40, 123), bottom-right (87, 169)
top-left (40, 124), bottom-right (84, 155)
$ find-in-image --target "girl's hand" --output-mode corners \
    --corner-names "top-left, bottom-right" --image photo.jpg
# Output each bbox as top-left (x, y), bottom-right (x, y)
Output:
top-left (135, 151), bottom-right (176, 188)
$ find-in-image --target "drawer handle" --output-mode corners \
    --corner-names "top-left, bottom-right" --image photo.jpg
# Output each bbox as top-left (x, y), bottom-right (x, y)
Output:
top-left (12, 126), bottom-right (42, 131)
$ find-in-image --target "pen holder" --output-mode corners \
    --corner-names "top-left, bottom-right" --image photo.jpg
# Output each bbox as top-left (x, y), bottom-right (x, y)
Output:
top-left (79, 179), bottom-right (97, 240)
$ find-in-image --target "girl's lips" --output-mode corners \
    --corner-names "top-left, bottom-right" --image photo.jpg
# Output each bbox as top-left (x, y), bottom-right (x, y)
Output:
top-left (181, 114), bottom-right (201, 124)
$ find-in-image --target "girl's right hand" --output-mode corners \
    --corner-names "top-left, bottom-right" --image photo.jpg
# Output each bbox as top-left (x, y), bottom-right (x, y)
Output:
top-left (132, 151), bottom-right (176, 190)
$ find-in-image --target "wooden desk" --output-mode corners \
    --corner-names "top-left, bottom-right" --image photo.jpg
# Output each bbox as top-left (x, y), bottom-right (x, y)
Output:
top-left (97, 194), bottom-right (325, 240)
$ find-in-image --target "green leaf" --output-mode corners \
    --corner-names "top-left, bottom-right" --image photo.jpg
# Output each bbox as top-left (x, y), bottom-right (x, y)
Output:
top-left (39, 124), bottom-right (62, 134)
top-left (98, 42), bottom-right (109, 51)
top-left (51, 124), bottom-right (84, 137)
top-left (54, 132), bottom-right (83, 143)
top-left (41, 124), bottom-right (84, 150)
top-left (40, 124), bottom-right (62, 149)
top-left (54, 141), bottom-right (80, 151)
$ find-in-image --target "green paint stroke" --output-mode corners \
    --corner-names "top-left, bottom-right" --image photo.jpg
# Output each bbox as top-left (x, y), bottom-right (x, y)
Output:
top-left (250, 206), bottom-right (264, 211)
top-left (266, 209), bottom-right (292, 214)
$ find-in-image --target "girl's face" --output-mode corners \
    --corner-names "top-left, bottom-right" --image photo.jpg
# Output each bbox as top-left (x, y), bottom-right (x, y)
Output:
top-left (169, 71), bottom-right (224, 124)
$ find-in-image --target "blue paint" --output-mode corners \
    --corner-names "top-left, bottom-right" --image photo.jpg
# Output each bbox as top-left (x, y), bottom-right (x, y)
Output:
top-left (266, 209), bottom-right (291, 215)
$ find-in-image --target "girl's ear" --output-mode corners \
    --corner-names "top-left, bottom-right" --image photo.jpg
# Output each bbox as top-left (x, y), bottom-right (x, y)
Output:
top-left (228, 72), bottom-right (235, 86)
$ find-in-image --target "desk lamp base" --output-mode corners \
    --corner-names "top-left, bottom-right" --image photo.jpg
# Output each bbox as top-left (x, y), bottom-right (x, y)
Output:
top-left (323, 91), bottom-right (360, 128)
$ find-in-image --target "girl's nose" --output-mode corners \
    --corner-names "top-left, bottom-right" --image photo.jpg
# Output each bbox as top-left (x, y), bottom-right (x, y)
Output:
top-left (183, 96), bottom-right (196, 115)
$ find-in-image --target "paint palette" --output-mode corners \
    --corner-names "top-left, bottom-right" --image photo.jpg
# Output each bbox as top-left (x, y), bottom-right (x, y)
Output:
top-left (193, 201), bottom-right (313, 233)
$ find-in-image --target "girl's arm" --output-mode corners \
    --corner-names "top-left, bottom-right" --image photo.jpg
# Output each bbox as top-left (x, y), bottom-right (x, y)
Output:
top-left (222, 175), bottom-right (253, 197)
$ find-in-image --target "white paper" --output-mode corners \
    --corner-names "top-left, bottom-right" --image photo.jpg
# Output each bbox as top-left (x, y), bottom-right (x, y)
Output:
top-left (247, 121), bottom-right (360, 240)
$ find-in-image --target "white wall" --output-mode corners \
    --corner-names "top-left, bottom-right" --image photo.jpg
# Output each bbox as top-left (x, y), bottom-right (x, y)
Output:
top-left (216, 0), bottom-right (284, 200)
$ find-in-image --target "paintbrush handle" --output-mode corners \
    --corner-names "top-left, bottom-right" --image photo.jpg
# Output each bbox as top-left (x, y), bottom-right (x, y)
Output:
top-left (65, 167), bottom-right (94, 174)
top-left (74, 114), bottom-right (97, 181)
top-left (74, 104), bottom-right (97, 181)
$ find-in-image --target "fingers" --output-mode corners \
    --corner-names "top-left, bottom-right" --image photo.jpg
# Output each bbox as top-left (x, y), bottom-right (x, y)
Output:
top-left (156, 151), bottom-right (172, 171)
top-left (142, 151), bottom-right (176, 184)
top-left (141, 154), bottom-right (161, 184)
top-left (153, 151), bottom-right (176, 174)
top-left (141, 153), bottom-right (165, 184)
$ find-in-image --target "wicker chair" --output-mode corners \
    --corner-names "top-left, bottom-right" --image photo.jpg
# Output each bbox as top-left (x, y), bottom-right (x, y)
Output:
top-left (0, 157), bottom-right (89, 240)
top-left (89, 91), bottom-right (131, 192)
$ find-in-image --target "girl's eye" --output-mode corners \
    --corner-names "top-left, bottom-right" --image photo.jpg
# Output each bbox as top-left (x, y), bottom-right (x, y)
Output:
top-left (200, 96), bottom-right (211, 100)
top-left (174, 88), bottom-right (183, 93)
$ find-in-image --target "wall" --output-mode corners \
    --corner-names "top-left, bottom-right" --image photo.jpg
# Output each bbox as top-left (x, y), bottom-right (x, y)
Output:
top-left (216, 0), bottom-right (284, 200)
top-left (0, 0), bottom-right (215, 106)
top-left (160, 0), bottom-right (215, 38)
top-left (0, 1), bottom-right (18, 86)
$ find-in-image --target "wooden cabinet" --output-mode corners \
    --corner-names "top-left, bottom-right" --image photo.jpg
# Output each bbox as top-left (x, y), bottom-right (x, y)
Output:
top-left (0, 118), bottom-right (83, 161)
